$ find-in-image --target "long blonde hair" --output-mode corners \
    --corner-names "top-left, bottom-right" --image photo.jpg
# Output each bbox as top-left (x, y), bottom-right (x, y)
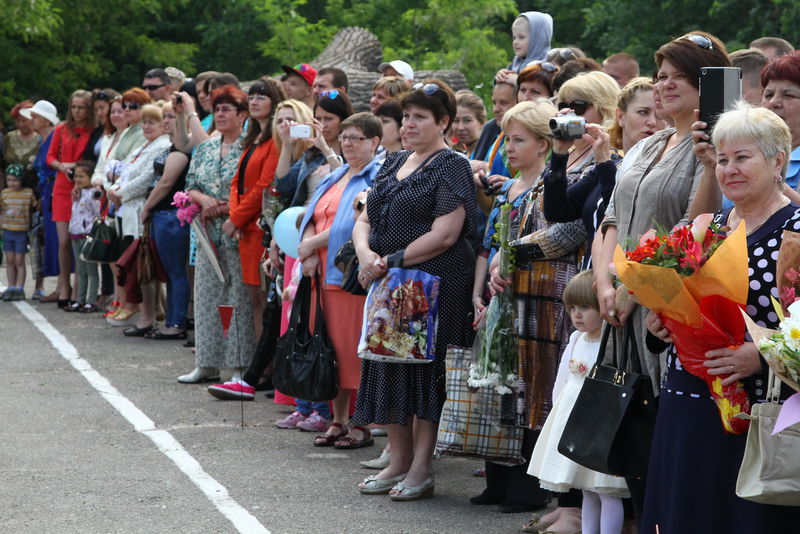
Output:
top-left (272, 99), bottom-right (313, 161)
top-left (608, 77), bottom-right (655, 150)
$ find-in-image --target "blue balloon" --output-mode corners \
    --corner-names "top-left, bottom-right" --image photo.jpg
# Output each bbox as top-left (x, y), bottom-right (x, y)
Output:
top-left (274, 206), bottom-right (305, 258)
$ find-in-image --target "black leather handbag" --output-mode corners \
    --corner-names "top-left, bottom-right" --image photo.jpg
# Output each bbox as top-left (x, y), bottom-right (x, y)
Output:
top-left (80, 217), bottom-right (122, 263)
top-left (557, 323), bottom-right (657, 479)
top-left (273, 276), bottom-right (339, 402)
top-left (334, 240), bottom-right (367, 296)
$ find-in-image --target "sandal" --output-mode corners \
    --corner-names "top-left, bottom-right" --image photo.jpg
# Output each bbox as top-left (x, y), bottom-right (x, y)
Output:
top-left (80, 303), bottom-right (100, 313)
top-left (334, 426), bottom-right (374, 449)
top-left (358, 473), bottom-right (407, 495)
top-left (389, 477), bottom-right (435, 501)
top-left (314, 422), bottom-right (348, 447)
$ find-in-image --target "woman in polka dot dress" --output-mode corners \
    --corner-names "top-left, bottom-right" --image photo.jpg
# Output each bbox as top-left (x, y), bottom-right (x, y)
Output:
top-left (352, 81), bottom-right (477, 501)
top-left (642, 105), bottom-right (799, 533)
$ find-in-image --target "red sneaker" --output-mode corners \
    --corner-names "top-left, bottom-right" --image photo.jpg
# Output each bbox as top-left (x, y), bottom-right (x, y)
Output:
top-left (207, 380), bottom-right (255, 401)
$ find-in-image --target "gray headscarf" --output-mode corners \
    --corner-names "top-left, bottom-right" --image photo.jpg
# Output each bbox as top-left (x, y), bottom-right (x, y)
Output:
top-left (510, 11), bottom-right (553, 73)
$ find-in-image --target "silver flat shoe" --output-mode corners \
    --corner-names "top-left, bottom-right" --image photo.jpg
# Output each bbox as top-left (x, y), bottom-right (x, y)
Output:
top-left (390, 476), bottom-right (435, 501)
top-left (177, 367), bottom-right (220, 384)
top-left (358, 473), bottom-right (407, 495)
top-left (360, 448), bottom-right (391, 469)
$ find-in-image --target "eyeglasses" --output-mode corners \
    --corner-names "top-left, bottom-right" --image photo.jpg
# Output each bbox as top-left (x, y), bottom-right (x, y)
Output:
top-left (142, 83), bottom-right (166, 91)
top-left (412, 83), bottom-right (441, 96)
top-left (527, 61), bottom-right (558, 73)
top-left (214, 105), bottom-right (238, 113)
top-left (557, 100), bottom-right (591, 115)
top-left (320, 90), bottom-right (340, 100)
top-left (122, 102), bottom-right (141, 110)
top-left (338, 134), bottom-right (368, 143)
top-left (681, 34), bottom-right (713, 50)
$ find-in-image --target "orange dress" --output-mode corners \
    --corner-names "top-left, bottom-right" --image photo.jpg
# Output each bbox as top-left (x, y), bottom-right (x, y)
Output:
top-left (229, 138), bottom-right (279, 285)
top-left (313, 184), bottom-right (367, 390)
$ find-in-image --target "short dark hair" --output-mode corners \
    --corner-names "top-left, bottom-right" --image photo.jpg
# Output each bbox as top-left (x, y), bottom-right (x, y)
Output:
top-left (730, 49), bottom-right (770, 86)
top-left (211, 85), bottom-right (248, 112)
top-left (552, 58), bottom-right (601, 93)
top-left (374, 98), bottom-right (403, 129)
top-left (144, 68), bottom-right (170, 85)
top-left (761, 50), bottom-right (800, 89)
top-left (655, 32), bottom-right (731, 89)
top-left (400, 79), bottom-right (457, 134)
top-left (517, 66), bottom-right (555, 98)
top-left (244, 79), bottom-right (287, 148)
top-left (74, 160), bottom-right (96, 177)
top-left (315, 91), bottom-right (355, 122)
top-left (208, 73), bottom-right (241, 93)
top-left (341, 112), bottom-right (383, 141)
top-left (750, 37), bottom-right (794, 57)
top-left (317, 67), bottom-right (349, 92)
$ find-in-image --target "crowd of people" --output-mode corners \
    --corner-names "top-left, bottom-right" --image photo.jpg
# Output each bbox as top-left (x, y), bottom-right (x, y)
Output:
top-left (2, 10), bottom-right (799, 533)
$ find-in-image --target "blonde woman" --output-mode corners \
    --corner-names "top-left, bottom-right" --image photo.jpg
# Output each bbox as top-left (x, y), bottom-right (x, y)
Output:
top-left (608, 77), bottom-right (665, 154)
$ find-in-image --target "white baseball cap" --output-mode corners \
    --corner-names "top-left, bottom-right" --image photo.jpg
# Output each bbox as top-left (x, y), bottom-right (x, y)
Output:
top-left (378, 60), bottom-right (414, 82)
top-left (19, 100), bottom-right (60, 126)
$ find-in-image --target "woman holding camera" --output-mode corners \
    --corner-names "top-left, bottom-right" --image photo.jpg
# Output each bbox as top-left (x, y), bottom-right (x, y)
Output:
top-left (541, 70), bottom-right (621, 268)
top-left (593, 32), bottom-right (730, 520)
top-left (46, 89), bottom-right (96, 308)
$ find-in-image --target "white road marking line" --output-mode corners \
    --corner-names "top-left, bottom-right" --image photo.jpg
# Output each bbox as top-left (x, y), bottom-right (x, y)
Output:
top-left (14, 300), bottom-right (270, 534)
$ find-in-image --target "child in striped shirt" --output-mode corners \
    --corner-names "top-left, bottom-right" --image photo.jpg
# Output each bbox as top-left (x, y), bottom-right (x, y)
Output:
top-left (1, 164), bottom-right (37, 300)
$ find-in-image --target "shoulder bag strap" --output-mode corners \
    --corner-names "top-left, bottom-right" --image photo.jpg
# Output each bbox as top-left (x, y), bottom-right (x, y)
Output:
top-left (289, 276), bottom-right (312, 334)
top-left (312, 275), bottom-right (329, 339)
top-left (408, 148), bottom-right (447, 175)
top-left (618, 321), bottom-right (643, 374)
top-left (592, 323), bottom-right (615, 368)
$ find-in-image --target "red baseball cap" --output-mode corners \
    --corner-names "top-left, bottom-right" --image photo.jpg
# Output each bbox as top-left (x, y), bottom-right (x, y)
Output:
top-left (281, 63), bottom-right (317, 86)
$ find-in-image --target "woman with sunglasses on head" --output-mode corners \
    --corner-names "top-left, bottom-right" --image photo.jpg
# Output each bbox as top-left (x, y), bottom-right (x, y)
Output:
top-left (353, 80), bottom-right (478, 501)
top-left (178, 85), bottom-right (256, 385)
top-left (204, 79), bottom-right (286, 398)
top-left (46, 90), bottom-right (96, 308)
top-left (82, 89), bottom-right (119, 164)
top-left (592, 32), bottom-right (731, 522)
top-left (293, 112), bottom-right (384, 447)
top-left (540, 70), bottom-right (622, 269)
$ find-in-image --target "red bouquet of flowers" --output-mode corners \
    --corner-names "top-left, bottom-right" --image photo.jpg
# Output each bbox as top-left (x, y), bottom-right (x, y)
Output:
top-left (613, 214), bottom-right (751, 434)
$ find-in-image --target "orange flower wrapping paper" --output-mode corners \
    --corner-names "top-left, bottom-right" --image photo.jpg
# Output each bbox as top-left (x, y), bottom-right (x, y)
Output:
top-left (613, 223), bottom-right (751, 434)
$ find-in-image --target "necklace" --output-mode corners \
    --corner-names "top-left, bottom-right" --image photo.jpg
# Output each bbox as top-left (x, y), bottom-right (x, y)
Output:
top-left (567, 144), bottom-right (592, 169)
top-left (729, 195), bottom-right (791, 236)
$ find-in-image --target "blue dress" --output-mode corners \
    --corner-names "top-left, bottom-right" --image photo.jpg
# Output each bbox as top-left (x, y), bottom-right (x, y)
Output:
top-left (34, 131), bottom-right (59, 277)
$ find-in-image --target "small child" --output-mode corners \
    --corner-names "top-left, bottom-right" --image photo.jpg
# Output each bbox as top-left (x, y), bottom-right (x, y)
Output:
top-left (495, 11), bottom-right (553, 84)
top-left (528, 270), bottom-right (629, 534)
top-left (67, 161), bottom-right (102, 313)
top-left (1, 164), bottom-right (37, 301)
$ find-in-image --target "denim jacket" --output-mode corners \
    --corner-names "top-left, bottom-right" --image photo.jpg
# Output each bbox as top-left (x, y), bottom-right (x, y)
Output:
top-left (274, 151), bottom-right (325, 207)
top-left (299, 156), bottom-right (382, 285)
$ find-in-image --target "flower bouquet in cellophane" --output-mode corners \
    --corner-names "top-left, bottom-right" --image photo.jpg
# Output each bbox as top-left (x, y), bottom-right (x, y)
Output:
top-left (744, 231), bottom-right (800, 434)
top-left (613, 214), bottom-right (751, 434)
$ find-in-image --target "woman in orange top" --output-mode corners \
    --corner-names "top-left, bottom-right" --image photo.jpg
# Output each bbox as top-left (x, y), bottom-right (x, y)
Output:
top-left (223, 79), bottom-right (286, 338)
top-left (46, 89), bottom-right (96, 307)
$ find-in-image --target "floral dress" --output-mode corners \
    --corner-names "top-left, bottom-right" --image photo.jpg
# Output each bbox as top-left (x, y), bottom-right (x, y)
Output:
top-left (185, 135), bottom-right (255, 369)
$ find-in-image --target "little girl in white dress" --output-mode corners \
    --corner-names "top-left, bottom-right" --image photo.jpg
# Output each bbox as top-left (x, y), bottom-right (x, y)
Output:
top-left (528, 270), bottom-right (629, 534)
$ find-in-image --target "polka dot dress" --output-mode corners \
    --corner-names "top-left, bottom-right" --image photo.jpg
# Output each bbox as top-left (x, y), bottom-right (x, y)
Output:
top-left (352, 150), bottom-right (478, 425)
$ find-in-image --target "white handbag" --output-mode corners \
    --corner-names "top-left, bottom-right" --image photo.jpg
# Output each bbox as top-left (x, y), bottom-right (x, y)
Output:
top-left (735, 369), bottom-right (800, 506)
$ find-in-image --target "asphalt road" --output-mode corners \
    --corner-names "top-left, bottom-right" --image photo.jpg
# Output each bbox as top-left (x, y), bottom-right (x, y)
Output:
top-left (0, 278), bottom-right (539, 534)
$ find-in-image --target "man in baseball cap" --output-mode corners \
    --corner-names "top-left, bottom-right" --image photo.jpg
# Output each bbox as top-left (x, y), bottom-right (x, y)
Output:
top-left (281, 63), bottom-right (317, 109)
top-left (378, 60), bottom-right (414, 84)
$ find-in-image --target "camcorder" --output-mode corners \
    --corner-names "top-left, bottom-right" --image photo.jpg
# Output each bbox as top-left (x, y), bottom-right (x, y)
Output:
top-left (549, 113), bottom-right (586, 140)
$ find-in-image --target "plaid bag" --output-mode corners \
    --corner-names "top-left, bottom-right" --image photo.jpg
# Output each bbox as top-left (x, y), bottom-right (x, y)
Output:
top-left (436, 346), bottom-right (525, 464)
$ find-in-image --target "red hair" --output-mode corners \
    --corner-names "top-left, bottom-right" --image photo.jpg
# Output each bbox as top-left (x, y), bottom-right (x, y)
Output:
top-left (761, 50), bottom-right (800, 88)
top-left (122, 87), bottom-right (152, 105)
top-left (11, 100), bottom-right (33, 119)
top-left (211, 85), bottom-right (248, 112)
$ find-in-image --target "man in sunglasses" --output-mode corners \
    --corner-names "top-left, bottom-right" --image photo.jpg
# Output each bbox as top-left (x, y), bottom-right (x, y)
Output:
top-left (142, 68), bottom-right (172, 102)
top-left (312, 67), bottom-right (349, 102)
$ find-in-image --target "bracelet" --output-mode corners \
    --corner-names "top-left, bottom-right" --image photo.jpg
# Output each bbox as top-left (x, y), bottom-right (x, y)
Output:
top-left (188, 112), bottom-right (199, 119)
top-left (325, 152), bottom-right (337, 160)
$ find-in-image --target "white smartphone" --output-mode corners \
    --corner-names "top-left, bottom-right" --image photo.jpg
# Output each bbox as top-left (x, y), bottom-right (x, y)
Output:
top-left (290, 124), bottom-right (313, 138)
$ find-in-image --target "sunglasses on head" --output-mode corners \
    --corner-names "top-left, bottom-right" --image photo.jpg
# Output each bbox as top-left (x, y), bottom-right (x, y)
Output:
top-left (142, 83), bottom-right (166, 91)
top-left (412, 83), bottom-right (441, 96)
top-left (122, 102), bottom-right (141, 110)
top-left (95, 91), bottom-right (111, 101)
top-left (681, 34), bottom-right (713, 50)
top-left (557, 100), bottom-right (591, 116)
top-left (320, 89), bottom-right (340, 100)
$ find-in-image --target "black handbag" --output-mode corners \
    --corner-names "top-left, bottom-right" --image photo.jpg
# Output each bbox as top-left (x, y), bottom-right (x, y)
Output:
top-left (80, 217), bottom-right (122, 263)
top-left (334, 240), bottom-right (367, 296)
top-left (557, 323), bottom-right (657, 479)
top-left (273, 276), bottom-right (339, 402)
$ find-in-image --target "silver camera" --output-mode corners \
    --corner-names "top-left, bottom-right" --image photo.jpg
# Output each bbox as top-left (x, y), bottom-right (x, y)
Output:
top-left (549, 113), bottom-right (586, 140)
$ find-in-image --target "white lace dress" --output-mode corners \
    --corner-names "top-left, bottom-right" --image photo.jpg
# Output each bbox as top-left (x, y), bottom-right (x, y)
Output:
top-left (528, 330), bottom-right (630, 497)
